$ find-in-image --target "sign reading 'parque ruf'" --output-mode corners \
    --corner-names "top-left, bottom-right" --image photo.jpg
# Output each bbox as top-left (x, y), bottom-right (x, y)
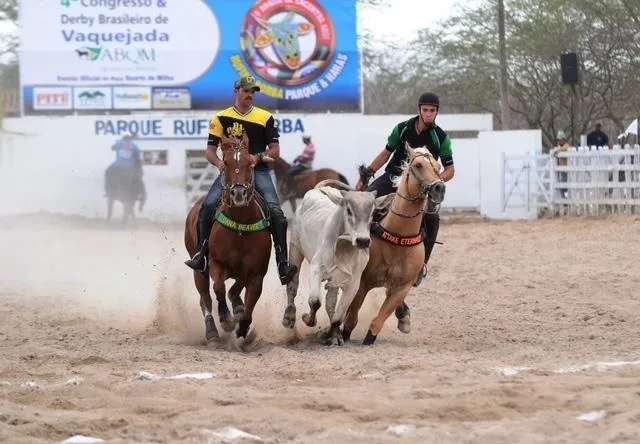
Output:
top-left (19, 0), bottom-right (361, 115)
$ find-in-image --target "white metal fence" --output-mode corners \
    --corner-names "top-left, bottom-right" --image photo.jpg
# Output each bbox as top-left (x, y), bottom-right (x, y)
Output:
top-left (503, 145), bottom-right (640, 216)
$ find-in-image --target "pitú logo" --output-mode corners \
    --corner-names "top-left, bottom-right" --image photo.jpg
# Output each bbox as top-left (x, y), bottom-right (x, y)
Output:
top-left (78, 90), bottom-right (106, 102)
top-left (239, 2), bottom-right (336, 87)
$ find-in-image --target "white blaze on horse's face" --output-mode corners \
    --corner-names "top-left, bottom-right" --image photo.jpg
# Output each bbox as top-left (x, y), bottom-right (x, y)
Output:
top-left (405, 143), bottom-right (446, 203)
top-left (222, 137), bottom-right (253, 207)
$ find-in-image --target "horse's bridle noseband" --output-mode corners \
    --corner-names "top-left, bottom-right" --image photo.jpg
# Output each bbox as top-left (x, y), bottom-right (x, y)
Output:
top-left (221, 141), bottom-right (255, 207)
top-left (391, 152), bottom-right (444, 218)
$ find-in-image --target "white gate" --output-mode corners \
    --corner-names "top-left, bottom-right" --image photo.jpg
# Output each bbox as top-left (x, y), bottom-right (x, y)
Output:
top-left (184, 149), bottom-right (217, 210)
top-left (501, 152), bottom-right (551, 217)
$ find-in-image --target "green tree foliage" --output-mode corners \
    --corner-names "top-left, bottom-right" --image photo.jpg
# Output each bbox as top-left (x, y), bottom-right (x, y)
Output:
top-left (365, 0), bottom-right (640, 147)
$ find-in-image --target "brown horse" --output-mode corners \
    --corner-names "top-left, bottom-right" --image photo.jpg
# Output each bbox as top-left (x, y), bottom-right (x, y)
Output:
top-left (269, 157), bottom-right (350, 213)
top-left (338, 144), bottom-right (446, 345)
top-left (184, 133), bottom-right (272, 341)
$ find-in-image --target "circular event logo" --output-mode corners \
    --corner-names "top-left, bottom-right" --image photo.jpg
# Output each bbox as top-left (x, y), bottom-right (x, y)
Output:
top-left (240, 1), bottom-right (335, 87)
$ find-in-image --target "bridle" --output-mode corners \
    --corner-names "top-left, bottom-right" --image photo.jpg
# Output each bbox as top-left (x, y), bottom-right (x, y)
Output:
top-left (391, 152), bottom-right (444, 219)
top-left (220, 140), bottom-right (255, 207)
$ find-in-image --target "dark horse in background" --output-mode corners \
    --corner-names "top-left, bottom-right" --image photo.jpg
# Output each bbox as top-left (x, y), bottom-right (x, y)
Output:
top-left (184, 133), bottom-right (272, 343)
top-left (269, 157), bottom-right (349, 213)
top-left (104, 164), bottom-right (147, 228)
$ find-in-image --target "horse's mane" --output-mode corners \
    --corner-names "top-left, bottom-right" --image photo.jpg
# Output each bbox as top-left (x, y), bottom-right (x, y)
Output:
top-left (390, 147), bottom-right (441, 188)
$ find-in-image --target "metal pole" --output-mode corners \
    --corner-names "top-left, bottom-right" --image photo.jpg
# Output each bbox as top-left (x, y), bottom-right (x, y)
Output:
top-left (497, 0), bottom-right (511, 130)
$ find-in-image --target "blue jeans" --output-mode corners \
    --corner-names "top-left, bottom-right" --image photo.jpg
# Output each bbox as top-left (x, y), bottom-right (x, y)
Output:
top-left (199, 168), bottom-right (284, 241)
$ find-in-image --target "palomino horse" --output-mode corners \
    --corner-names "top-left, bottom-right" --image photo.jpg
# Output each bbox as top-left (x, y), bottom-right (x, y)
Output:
top-left (339, 144), bottom-right (446, 345)
top-left (104, 165), bottom-right (146, 228)
top-left (269, 157), bottom-right (350, 213)
top-left (184, 133), bottom-right (272, 341)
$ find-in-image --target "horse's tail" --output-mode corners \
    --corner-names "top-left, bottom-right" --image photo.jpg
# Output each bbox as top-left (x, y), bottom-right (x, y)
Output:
top-left (337, 173), bottom-right (349, 185)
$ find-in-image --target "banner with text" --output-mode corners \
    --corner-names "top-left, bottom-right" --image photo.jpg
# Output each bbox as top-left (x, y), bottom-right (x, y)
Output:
top-left (19, 0), bottom-right (360, 115)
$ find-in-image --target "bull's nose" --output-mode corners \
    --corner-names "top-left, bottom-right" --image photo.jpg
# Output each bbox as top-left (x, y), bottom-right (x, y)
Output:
top-left (355, 237), bottom-right (371, 248)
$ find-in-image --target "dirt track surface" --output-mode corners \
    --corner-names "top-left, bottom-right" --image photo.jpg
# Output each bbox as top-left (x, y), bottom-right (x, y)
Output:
top-left (1, 214), bottom-right (640, 443)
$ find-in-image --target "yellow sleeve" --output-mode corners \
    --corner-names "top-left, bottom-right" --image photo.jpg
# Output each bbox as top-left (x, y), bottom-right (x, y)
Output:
top-left (208, 115), bottom-right (223, 138)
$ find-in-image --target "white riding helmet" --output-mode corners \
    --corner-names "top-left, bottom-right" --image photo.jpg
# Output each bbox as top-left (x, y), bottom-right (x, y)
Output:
top-left (122, 131), bottom-right (133, 139)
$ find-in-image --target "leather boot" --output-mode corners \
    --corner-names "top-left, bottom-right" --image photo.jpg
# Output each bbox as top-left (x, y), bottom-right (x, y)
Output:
top-left (413, 212), bottom-right (440, 287)
top-left (271, 214), bottom-right (298, 285)
top-left (185, 204), bottom-right (215, 274)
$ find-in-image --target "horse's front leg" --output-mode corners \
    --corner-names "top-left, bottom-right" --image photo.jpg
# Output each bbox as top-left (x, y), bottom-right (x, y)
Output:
top-left (106, 197), bottom-right (114, 224)
top-left (227, 280), bottom-right (245, 322)
top-left (211, 266), bottom-right (234, 332)
top-left (363, 285), bottom-right (412, 346)
top-left (342, 279), bottom-right (371, 342)
top-left (236, 277), bottom-right (264, 339)
top-left (194, 271), bottom-right (218, 342)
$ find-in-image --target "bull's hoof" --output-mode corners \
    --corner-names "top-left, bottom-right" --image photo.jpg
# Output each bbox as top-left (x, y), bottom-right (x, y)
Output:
top-left (204, 315), bottom-right (219, 342)
top-left (362, 329), bottom-right (377, 346)
top-left (397, 315), bottom-right (411, 334)
top-left (301, 313), bottom-right (316, 327)
top-left (282, 306), bottom-right (296, 329)
top-left (321, 328), bottom-right (344, 346)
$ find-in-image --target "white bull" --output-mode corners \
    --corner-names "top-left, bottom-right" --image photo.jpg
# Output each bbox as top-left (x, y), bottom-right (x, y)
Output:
top-left (281, 179), bottom-right (392, 345)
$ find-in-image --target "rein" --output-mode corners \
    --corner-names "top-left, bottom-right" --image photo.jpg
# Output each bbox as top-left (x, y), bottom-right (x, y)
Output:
top-left (392, 152), bottom-right (443, 218)
top-left (218, 141), bottom-right (269, 234)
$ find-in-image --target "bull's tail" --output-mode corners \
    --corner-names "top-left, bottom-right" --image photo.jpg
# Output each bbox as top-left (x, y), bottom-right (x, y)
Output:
top-left (337, 173), bottom-right (349, 185)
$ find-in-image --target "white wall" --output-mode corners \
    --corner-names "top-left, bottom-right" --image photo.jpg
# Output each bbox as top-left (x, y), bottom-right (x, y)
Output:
top-left (0, 112), bottom-right (494, 221)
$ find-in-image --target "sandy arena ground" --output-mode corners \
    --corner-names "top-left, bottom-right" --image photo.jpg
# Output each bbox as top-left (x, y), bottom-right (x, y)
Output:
top-left (1, 213), bottom-right (639, 443)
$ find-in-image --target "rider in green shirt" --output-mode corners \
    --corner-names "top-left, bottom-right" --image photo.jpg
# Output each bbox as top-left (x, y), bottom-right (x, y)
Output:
top-left (356, 91), bottom-right (455, 293)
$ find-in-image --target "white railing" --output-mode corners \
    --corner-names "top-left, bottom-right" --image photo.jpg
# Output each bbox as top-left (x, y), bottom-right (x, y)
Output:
top-left (547, 145), bottom-right (640, 215)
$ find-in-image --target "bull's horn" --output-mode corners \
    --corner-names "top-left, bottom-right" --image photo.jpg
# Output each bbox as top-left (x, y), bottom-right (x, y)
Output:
top-left (315, 179), bottom-right (353, 191)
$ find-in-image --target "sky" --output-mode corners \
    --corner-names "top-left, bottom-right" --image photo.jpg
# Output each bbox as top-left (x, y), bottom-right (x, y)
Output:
top-left (0, 0), bottom-right (478, 62)
top-left (359, 0), bottom-right (480, 44)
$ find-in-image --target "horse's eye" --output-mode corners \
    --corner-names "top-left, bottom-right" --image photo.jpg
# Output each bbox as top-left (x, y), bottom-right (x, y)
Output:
top-left (415, 163), bottom-right (423, 169)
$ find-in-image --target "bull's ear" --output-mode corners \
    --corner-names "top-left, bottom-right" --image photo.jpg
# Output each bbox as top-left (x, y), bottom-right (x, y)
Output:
top-left (375, 193), bottom-right (395, 209)
top-left (318, 187), bottom-right (344, 206)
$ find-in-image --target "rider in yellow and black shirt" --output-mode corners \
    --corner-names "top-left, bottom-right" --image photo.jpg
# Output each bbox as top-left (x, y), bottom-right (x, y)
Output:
top-left (185, 76), bottom-right (297, 285)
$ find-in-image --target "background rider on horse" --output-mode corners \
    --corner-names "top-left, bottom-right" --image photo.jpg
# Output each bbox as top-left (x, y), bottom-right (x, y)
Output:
top-left (356, 92), bottom-right (456, 287)
top-left (184, 75), bottom-right (298, 285)
top-left (284, 134), bottom-right (315, 190)
top-left (104, 131), bottom-right (146, 205)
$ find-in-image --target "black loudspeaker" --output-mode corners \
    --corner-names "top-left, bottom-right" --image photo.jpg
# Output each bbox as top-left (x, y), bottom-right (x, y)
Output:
top-left (560, 52), bottom-right (580, 85)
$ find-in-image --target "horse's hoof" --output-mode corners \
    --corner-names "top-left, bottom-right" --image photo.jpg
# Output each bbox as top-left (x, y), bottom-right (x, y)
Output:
top-left (397, 315), bottom-right (411, 334)
top-left (205, 315), bottom-right (219, 341)
top-left (362, 330), bottom-right (377, 346)
top-left (282, 306), bottom-right (296, 329)
top-left (342, 328), bottom-right (353, 342)
top-left (301, 313), bottom-right (316, 327)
